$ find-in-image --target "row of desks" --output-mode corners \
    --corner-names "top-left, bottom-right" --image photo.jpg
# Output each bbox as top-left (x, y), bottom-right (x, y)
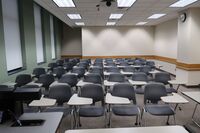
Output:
top-left (29, 88), bottom-right (200, 129)
top-left (65, 126), bottom-right (189, 133)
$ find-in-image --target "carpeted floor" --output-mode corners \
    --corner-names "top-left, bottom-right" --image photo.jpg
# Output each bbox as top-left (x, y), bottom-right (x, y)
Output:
top-left (58, 85), bottom-right (200, 133)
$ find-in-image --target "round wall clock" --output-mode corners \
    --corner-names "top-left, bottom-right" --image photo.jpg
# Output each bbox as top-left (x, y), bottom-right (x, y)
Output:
top-left (180, 13), bottom-right (187, 22)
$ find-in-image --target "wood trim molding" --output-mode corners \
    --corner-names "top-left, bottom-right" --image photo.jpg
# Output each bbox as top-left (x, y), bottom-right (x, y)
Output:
top-left (154, 56), bottom-right (177, 64)
top-left (154, 56), bottom-right (200, 71)
top-left (82, 55), bottom-right (155, 59)
top-left (176, 62), bottom-right (200, 71)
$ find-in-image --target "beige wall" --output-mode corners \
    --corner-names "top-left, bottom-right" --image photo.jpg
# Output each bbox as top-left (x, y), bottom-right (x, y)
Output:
top-left (82, 26), bottom-right (154, 56)
top-left (178, 8), bottom-right (200, 64)
top-left (154, 19), bottom-right (178, 59)
top-left (62, 20), bottom-right (178, 59)
top-left (154, 19), bottom-right (178, 74)
top-left (176, 8), bottom-right (200, 85)
top-left (61, 25), bottom-right (82, 55)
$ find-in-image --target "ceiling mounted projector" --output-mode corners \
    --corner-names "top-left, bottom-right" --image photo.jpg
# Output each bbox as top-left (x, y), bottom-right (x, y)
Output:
top-left (101, 0), bottom-right (115, 7)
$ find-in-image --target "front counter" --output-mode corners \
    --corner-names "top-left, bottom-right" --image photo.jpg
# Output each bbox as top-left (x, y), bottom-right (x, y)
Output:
top-left (0, 112), bottom-right (63, 133)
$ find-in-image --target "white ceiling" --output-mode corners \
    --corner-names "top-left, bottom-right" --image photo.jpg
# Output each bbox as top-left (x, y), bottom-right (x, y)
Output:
top-left (34, 0), bottom-right (200, 27)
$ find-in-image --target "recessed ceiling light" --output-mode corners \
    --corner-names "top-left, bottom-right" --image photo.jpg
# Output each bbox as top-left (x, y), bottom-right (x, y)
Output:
top-left (67, 14), bottom-right (81, 19)
top-left (117, 0), bottom-right (137, 7)
top-left (109, 14), bottom-right (123, 19)
top-left (106, 22), bottom-right (116, 26)
top-left (75, 22), bottom-right (85, 26)
top-left (148, 14), bottom-right (166, 19)
top-left (170, 0), bottom-right (198, 7)
top-left (136, 22), bottom-right (147, 25)
top-left (53, 0), bottom-right (75, 7)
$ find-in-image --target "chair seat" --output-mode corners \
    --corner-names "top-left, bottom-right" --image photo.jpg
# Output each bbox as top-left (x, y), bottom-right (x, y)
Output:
top-left (145, 105), bottom-right (175, 116)
top-left (135, 87), bottom-right (144, 94)
top-left (24, 107), bottom-right (39, 113)
top-left (166, 87), bottom-right (177, 93)
top-left (112, 105), bottom-right (139, 116)
top-left (44, 107), bottom-right (71, 116)
top-left (79, 106), bottom-right (104, 117)
top-left (147, 76), bottom-right (154, 81)
top-left (42, 90), bottom-right (49, 97)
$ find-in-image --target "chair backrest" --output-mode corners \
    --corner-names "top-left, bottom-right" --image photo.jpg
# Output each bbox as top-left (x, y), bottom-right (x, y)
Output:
top-left (105, 58), bottom-right (113, 62)
top-left (0, 85), bottom-right (9, 89)
top-left (83, 74), bottom-right (102, 84)
top-left (134, 60), bottom-right (143, 65)
top-left (80, 60), bottom-right (90, 66)
top-left (72, 67), bottom-right (85, 74)
top-left (56, 59), bottom-right (64, 66)
top-left (49, 84), bottom-right (72, 106)
top-left (106, 67), bottom-right (120, 73)
top-left (53, 67), bottom-right (65, 79)
top-left (90, 67), bottom-right (103, 75)
top-left (79, 84), bottom-right (104, 104)
top-left (119, 62), bottom-right (129, 66)
top-left (139, 66), bottom-right (152, 74)
top-left (112, 83), bottom-right (136, 104)
top-left (144, 83), bottom-right (167, 104)
top-left (123, 66), bottom-right (135, 72)
top-left (33, 68), bottom-right (46, 78)
top-left (69, 59), bottom-right (77, 66)
top-left (93, 62), bottom-right (103, 67)
top-left (106, 62), bottom-right (116, 66)
top-left (154, 72), bottom-right (171, 85)
top-left (72, 67), bottom-right (85, 78)
top-left (15, 74), bottom-right (32, 87)
top-left (21, 84), bottom-right (40, 88)
top-left (48, 63), bottom-right (58, 70)
top-left (78, 62), bottom-right (88, 68)
top-left (132, 72), bottom-right (148, 81)
top-left (58, 74), bottom-right (78, 87)
top-left (108, 73), bottom-right (126, 82)
top-left (95, 58), bottom-right (103, 61)
top-left (37, 74), bottom-right (54, 88)
top-left (116, 58), bottom-right (123, 61)
top-left (64, 58), bottom-right (69, 63)
top-left (146, 61), bottom-right (155, 66)
top-left (63, 62), bottom-right (73, 71)
top-left (94, 59), bottom-right (103, 64)
top-left (125, 58), bottom-right (131, 61)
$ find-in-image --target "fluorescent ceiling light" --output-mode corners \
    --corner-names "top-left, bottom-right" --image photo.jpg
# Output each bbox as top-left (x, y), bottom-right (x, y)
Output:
top-left (109, 14), bottom-right (123, 19)
top-left (170, 0), bottom-right (198, 7)
top-left (148, 14), bottom-right (166, 19)
top-left (75, 22), bottom-right (85, 26)
top-left (67, 14), bottom-right (81, 19)
top-left (53, 0), bottom-right (75, 7)
top-left (106, 22), bottom-right (116, 26)
top-left (136, 22), bottom-right (147, 25)
top-left (117, 0), bottom-right (137, 7)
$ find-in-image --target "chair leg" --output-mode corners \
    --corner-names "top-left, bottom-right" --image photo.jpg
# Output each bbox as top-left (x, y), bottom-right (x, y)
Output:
top-left (141, 108), bottom-right (146, 126)
top-left (173, 115), bottom-right (176, 125)
top-left (166, 116), bottom-right (170, 125)
top-left (138, 108), bottom-right (141, 126)
top-left (70, 110), bottom-right (73, 129)
top-left (78, 115), bottom-right (81, 127)
top-left (135, 115), bottom-right (138, 126)
top-left (108, 111), bottom-right (112, 128)
top-left (105, 112), bottom-right (108, 128)
top-left (75, 86), bottom-right (79, 93)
